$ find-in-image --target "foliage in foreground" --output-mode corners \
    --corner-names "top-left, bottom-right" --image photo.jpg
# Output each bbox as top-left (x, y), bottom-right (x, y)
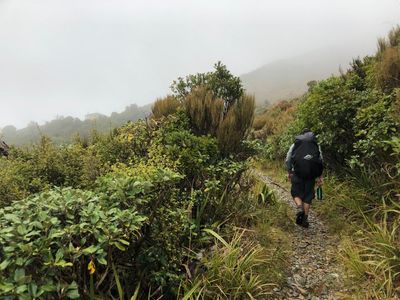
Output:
top-left (0, 63), bottom-right (273, 299)
top-left (0, 187), bottom-right (146, 299)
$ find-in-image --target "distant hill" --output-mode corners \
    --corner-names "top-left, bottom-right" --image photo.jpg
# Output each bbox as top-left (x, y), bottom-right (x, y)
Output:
top-left (1, 103), bottom-right (152, 146)
top-left (241, 47), bottom-right (364, 104)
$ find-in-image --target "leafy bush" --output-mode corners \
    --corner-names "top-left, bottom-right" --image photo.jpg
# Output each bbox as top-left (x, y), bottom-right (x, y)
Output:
top-left (0, 187), bottom-right (146, 299)
top-left (0, 157), bottom-right (32, 207)
top-left (92, 120), bottom-right (152, 166)
top-left (352, 91), bottom-right (399, 167)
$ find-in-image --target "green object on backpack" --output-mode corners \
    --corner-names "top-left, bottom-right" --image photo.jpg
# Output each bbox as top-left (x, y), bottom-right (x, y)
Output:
top-left (316, 186), bottom-right (323, 200)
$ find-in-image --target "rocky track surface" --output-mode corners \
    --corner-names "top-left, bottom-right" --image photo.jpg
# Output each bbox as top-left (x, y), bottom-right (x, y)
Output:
top-left (256, 172), bottom-right (347, 300)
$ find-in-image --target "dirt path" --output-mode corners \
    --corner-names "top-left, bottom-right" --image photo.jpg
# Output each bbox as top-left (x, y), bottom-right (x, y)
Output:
top-left (256, 171), bottom-right (347, 300)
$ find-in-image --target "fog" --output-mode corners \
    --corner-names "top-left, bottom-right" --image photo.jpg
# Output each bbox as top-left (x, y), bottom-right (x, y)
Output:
top-left (0, 0), bottom-right (399, 128)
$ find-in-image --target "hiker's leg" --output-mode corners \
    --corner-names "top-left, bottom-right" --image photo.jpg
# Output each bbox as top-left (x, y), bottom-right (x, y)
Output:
top-left (293, 196), bottom-right (303, 207)
top-left (301, 179), bottom-right (316, 227)
top-left (303, 202), bottom-right (310, 215)
top-left (291, 175), bottom-right (304, 208)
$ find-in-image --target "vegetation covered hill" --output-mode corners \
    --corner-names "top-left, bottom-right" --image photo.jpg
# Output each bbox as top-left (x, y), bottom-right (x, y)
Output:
top-left (0, 104), bottom-right (151, 146)
top-left (241, 46), bottom-right (365, 105)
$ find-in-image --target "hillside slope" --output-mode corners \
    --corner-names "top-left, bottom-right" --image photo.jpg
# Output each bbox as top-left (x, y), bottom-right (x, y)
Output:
top-left (241, 47), bottom-right (361, 104)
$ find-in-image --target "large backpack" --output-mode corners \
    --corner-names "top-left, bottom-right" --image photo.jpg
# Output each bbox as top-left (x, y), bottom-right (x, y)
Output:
top-left (292, 138), bottom-right (323, 179)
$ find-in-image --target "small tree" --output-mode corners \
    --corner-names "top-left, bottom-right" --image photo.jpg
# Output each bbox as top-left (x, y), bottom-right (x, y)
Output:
top-left (217, 94), bottom-right (255, 155)
top-left (170, 62), bottom-right (244, 110)
top-left (184, 86), bottom-right (224, 135)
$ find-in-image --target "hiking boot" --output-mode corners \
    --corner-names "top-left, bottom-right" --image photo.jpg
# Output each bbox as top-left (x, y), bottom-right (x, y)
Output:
top-left (300, 215), bottom-right (309, 228)
top-left (295, 211), bottom-right (304, 225)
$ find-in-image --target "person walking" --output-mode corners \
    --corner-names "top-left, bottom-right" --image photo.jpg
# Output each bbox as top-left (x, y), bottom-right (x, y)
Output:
top-left (285, 128), bottom-right (323, 228)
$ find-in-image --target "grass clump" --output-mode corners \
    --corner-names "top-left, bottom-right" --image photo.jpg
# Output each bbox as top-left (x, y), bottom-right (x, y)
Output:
top-left (184, 229), bottom-right (275, 300)
top-left (182, 182), bottom-right (293, 300)
top-left (342, 205), bottom-right (400, 298)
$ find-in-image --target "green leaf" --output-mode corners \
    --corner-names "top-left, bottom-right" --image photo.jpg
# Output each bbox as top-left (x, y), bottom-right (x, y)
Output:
top-left (202, 228), bottom-right (230, 248)
top-left (130, 283), bottom-right (140, 300)
top-left (54, 260), bottom-right (73, 268)
top-left (82, 245), bottom-right (98, 255)
top-left (28, 283), bottom-right (38, 297)
top-left (41, 282), bottom-right (57, 292)
top-left (182, 280), bottom-right (202, 300)
top-left (17, 225), bottom-right (27, 236)
top-left (97, 257), bottom-right (107, 265)
top-left (117, 239), bottom-right (130, 246)
top-left (0, 259), bottom-right (11, 270)
top-left (16, 284), bottom-right (28, 294)
top-left (48, 230), bottom-right (64, 239)
top-left (55, 249), bottom-right (64, 262)
top-left (0, 282), bottom-right (14, 293)
top-left (4, 213), bottom-right (20, 223)
top-left (114, 242), bottom-right (126, 251)
top-left (66, 289), bottom-right (80, 299)
top-left (14, 268), bottom-right (25, 283)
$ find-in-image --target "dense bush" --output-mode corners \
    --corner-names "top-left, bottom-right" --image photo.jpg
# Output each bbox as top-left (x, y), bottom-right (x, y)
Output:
top-left (0, 187), bottom-right (146, 299)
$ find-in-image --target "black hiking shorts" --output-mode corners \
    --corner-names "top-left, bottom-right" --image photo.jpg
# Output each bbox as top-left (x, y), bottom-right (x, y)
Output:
top-left (290, 174), bottom-right (315, 204)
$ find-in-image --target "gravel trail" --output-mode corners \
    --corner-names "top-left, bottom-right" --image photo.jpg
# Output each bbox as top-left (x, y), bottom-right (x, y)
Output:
top-left (256, 171), bottom-right (347, 300)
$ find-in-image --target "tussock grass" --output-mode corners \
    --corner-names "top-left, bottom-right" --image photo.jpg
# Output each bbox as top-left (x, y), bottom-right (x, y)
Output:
top-left (342, 207), bottom-right (400, 299)
top-left (182, 226), bottom-right (290, 300)
top-left (181, 179), bottom-right (293, 299)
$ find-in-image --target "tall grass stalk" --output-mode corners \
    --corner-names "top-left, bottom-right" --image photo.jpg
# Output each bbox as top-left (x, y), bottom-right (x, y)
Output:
top-left (184, 229), bottom-right (274, 299)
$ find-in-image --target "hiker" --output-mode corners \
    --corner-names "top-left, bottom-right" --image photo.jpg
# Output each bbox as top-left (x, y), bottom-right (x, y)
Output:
top-left (0, 140), bottom-right (9, 157)
top-left (285, 128), bottom-right (323, 228)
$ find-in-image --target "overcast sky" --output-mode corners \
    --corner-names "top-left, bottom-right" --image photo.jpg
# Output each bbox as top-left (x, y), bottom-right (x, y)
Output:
top-left (0, 0), bottom-right (399, 128)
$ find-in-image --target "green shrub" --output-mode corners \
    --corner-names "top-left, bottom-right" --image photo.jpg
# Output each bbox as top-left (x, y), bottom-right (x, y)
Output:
top-left (352, 92), bottom-right (399, 167)
top-left (97, 165), bottom-right (190, 293)
top-left (93, 120), bottom-right (152, 166)
top-left (0, 157), bottom-right (32, 207)
top-left (0, 187), bottom-right (146, 299)
top-left (171, 61), bottom-right (243, 110)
